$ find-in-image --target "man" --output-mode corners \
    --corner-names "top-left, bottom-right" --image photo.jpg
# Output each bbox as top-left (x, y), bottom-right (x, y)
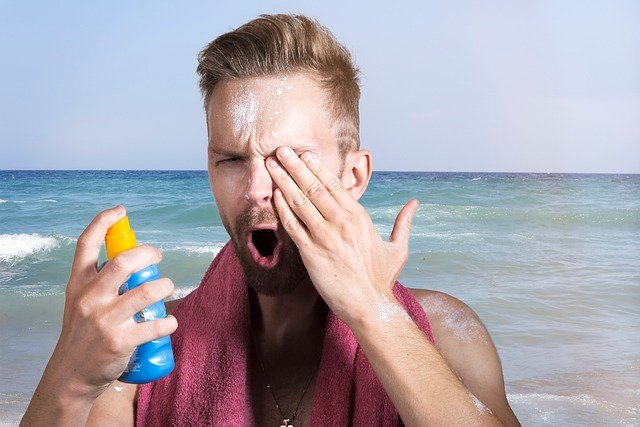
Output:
top-left (22, 14), bottom-right (520, 426)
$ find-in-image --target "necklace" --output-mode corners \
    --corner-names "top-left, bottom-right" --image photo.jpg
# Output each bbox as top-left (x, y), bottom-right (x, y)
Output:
top-left (250, 331), bottom-right (323, 427)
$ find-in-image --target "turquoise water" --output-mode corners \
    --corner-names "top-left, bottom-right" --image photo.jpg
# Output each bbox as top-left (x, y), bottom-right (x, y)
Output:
top-left (1, 170), bottom-right (638, 425)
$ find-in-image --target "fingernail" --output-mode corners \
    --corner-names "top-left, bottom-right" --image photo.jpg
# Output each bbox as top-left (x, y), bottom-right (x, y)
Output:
top-left (114, 205), bottom-right (124, 213)
top-left (279, 147), bottom-right (292, 158)
top-left (302, 152), bottom-right (317, 163)
top-left (269, 158), bottom-right (280, 168)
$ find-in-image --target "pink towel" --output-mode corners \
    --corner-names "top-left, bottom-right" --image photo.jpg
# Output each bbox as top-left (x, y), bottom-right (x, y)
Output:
top-left (136, 241), bottom-right (435, 426)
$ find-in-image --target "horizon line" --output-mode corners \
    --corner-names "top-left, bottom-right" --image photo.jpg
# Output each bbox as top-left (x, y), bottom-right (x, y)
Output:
top-left (1, 169), bottom-right (639, 175)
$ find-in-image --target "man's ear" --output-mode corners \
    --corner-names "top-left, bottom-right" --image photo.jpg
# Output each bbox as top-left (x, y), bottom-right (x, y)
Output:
top-left (342, 149), bottom-right (372, 201)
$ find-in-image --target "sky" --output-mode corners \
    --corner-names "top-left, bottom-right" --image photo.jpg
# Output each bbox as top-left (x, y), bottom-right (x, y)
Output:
top-left (1, 1), bottom-right (638, 173)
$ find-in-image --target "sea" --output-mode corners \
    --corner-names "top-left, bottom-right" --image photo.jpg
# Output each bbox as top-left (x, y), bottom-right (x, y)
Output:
top-left (0, 170), bottom-right (638, 426)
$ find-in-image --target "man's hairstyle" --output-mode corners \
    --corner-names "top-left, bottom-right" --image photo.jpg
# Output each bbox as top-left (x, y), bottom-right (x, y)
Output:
top-left (197, 14), bottom-right (361, 158)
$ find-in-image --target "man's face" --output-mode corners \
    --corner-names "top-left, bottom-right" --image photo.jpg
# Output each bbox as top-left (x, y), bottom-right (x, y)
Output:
top-left (207, 73), bottom-right (344, 296)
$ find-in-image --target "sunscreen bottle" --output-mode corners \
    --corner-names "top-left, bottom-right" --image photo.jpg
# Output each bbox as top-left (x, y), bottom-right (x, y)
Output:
top-left (105, 215), bottom-right (175, 383)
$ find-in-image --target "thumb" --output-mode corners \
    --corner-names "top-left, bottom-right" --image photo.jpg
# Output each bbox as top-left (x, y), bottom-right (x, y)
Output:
top-left (388, 199), bottom-right (420, 247)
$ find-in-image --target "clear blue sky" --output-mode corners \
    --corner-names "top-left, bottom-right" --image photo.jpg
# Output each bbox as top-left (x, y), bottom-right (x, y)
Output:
top-left (1, 1), bottom-right (638, 173)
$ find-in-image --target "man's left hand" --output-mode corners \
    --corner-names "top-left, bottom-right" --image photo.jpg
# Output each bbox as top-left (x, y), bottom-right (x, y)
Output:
top-left (265, 145), bottom-right (420, 325)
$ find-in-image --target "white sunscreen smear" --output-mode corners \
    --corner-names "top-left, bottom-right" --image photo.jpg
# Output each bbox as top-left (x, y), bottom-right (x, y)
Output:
top-left (375, 292), bottom-right (411, 324)
top-left (231, 90), bottom-right (257, 135)
top-left (229, 75), bottom-right (293, 136)
top-left (470, 392), bottom-right (492, 415)
top-left (114, 386), bottom-right (123, 393)
top-left (420, 292), bottom-right (486, 343)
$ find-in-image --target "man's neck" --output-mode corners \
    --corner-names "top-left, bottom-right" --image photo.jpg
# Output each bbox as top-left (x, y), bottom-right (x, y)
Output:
top-left (249, 279), bottom-right (328, 358)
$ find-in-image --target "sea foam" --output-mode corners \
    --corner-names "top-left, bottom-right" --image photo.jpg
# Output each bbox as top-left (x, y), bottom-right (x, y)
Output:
top-left (170, 286), bottom-right (197, 300)
top-left (171, 244), bottom-right (225, 255)
top-left (0, 233), bottom-right (73, 263)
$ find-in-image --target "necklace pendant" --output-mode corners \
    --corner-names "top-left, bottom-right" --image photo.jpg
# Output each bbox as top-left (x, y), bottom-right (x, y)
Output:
top-left (281, 418), bottom-right (293, 427)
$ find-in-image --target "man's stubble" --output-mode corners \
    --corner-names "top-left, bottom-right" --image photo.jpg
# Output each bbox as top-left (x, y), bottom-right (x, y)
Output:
top-left (223, 206), bottom-right (312, 296)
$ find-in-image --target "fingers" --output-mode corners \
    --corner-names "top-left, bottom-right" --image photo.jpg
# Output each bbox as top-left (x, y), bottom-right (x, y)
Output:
top-left (266, 153), bottom-right (327, 229)
top-left (95, 244), bottom-right (163, 295)
top-left (267, 146), bottom-right (342, 224)
top-left (298, 150), bottom-right (361, 213)
top-left (113, 277), bottom-right (175, 322)
top-left (128, 315), bottom-right (178, 348)
top-left (389, 199), bottom-right (420, 250)
top-left (71, 205), bottom-right (127, 282)
top-left (273, 188), bottom-right (311, 245)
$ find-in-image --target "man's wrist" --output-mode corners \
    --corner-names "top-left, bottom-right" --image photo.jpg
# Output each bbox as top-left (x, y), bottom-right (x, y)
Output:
top-left (344, 288), bottom-right (411, 334)
top-left (21, 370), bottom-right (96, 427)
top-left (46, 345), bottom-right (103, 400)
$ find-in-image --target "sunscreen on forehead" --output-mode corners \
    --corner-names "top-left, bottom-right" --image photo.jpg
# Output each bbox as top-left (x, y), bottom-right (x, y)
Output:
top-left (105, 215), bottom-right (175, 383)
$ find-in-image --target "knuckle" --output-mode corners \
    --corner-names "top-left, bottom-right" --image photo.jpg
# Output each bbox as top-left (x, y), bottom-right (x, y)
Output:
top-left (321, 235), bottom-right (337, 252)
top-left (76, 232), bottom-right (91, 250)
top-left (163, 278), bottom-right (175, 295)
top-left (354, 203), bottom-right (368, 215)
top-left (140, 282), bottom-right (159, 303)
top-left (75, 296), bottom-right (93, 318)
top-left (285, 217), bottom-right (301, 232)
top-left (99, 207), bottom-right (112, 218)
top-left (326, 178), bottom-right (344, 194)
top-left (110, 255), bottom-right (130, 275)
top-left (404, 218), bottom-right (412, 230)
top-left (121, 295), bottom-right (138, 319)
top-left (291, 160), bottom-right (304, 172)
top-left (144, 244), bottom-right (162, 260)
top-left (152, 318), bottom-right (167, 337)
top-left (306, 181), bottom-right (324, 198)
top-left (95, 315), bottom-right (112, 335)
top-left (103, 333), bottom-right (122, 354)
top-left (335, 211), bottom-right (352, 226)
top-left (291, 192), bottom-right (309, 208)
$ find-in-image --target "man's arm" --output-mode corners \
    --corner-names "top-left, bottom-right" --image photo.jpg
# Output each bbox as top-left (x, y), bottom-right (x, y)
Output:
top-left (21, 206), bottom-right (177, 427)
top-left (261, 148), bottom-right (518, 424)
top-left (86, 380), bottom-right (137, 426)
top-left (347, 288), bottom-right (519, 426)
top-left (411, 289), bottom-right (520, 426)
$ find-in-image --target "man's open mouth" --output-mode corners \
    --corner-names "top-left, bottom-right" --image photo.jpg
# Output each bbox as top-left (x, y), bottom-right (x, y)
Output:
top-left (246, 226), bottom-right (283, 269)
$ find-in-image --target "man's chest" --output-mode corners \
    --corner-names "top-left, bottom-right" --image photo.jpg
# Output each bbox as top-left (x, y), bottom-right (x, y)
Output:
top-left (249, 351), bottom-right (318, 427)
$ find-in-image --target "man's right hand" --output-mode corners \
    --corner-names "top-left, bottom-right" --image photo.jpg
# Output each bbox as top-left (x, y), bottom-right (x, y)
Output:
top-left (21, 205), bottom-right (178, 426)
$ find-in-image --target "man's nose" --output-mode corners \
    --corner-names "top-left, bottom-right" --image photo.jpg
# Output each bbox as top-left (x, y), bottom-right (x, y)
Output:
top-left (244, 159), bottom-right (275, 207)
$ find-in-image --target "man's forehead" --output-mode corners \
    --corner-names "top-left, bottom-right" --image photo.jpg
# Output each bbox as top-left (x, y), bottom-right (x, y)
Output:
top-left (207, 73), bottom-right (334, 156)
top-left (208, 74), bottom-right (321, 116)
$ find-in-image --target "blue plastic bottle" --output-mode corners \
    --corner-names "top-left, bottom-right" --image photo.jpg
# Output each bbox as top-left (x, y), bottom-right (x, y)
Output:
top-left (105, 215), bottom-right (175, 383)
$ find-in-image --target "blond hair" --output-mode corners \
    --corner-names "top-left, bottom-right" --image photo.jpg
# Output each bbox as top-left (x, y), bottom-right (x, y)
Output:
top-left (196, 14), bottom-right (361, 158)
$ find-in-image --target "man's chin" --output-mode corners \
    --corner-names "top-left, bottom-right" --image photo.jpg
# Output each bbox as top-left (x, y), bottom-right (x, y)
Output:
top-left (233, 239), bottom-right (309, 296)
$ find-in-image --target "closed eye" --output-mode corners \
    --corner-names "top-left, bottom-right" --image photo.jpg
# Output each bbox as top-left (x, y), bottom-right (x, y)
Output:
top-left (218, 157), bottom-right (243, 165)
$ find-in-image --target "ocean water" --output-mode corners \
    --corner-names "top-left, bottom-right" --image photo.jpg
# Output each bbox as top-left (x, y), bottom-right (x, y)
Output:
top-left (0, 170), bottom-right (638, 426)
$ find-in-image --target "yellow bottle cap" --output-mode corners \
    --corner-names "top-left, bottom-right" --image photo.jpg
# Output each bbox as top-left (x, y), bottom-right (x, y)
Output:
top-left (105, 215), bottom-right (137, 260)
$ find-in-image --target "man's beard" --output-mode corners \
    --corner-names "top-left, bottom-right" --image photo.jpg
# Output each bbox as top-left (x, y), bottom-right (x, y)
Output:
top-left (223, 206), bottom-right (311, 296)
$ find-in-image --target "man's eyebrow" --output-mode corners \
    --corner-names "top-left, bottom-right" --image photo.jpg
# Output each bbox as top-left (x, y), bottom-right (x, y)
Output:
top-left (292, 145), bottom-right (318, 153)
top-left (208, 145), bottom-right (318, 157)
top-left (208, 146), bottom-right (240, 157)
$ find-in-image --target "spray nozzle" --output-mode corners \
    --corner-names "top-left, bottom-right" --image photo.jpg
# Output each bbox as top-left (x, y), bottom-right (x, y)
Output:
top-left (105, 215), bottom-right (137, 260)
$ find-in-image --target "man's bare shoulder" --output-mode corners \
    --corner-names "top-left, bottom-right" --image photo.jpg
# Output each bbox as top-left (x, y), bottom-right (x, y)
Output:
top-left (407, 287), bottom-right (497, 377)
top-left (86, 298), bottom-right (184, 426)
top-left (407, 288), bottom-right (520, 426)
top-left (407, 288), bottom-right (490, 347)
